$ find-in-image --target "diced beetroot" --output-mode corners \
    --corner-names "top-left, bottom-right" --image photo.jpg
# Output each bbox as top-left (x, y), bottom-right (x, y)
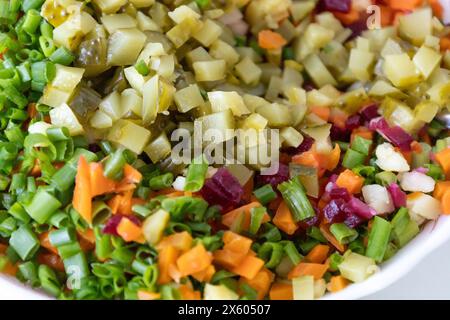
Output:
top-left (414, 167), bottom-right (429, 174)
top-left (330, 124), bottom-right (350, 141)
top-left (381, 126), bottom-right (413, 151)
top-left (298, 213), bottom-right (320, 230)
top-left (323, 199), bottom-right (346, 224)
top-left (200, 168), bottom-right (244, 212)
top-left (283, 135), bottom-right (314, 155)
top-left (348, 18), bottom-right (368, 38)
top-left (387, 183), bottom-right (407, 208)
top-left (369, 117), bottom-right (389, 131)
top-left (344, 197), bottom-right (377, 220)
top-left (318, 0), bottom-right (351, 13)
top-left (360, 104), bottom-right (380, 122)
top-left (256, 162), bottom-right (290, 189)
top-left (343, 212), bottom-right (365, 228)
top-left (329, 187), bottom-right (351, 202)
top-left (345, 114), bottom-right (362, 131)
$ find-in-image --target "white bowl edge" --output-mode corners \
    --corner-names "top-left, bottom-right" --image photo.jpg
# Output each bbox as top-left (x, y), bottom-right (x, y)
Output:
top-left (1, 215), bottom-right (450, 300)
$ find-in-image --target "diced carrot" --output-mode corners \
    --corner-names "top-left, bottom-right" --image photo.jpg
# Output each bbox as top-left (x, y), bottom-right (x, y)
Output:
top-left (107, 194), bottom-right (122, 215)
top-left (116, 217), bottom-right (143, 243)
top-left (231, 254), bottom-right (265, 280)
top-left (176, 244), bottom-right (212, 277)
top-left (336, 169), bottom-right (365, 194)
top-left (1, 261), bottom-right (18, 276)
top-left (39, 231), bottom-right (59, 255)
top-left (440, 37), bottom-right (450, 52)
top-left (306, 244), bottom-right (330, 264)
top-left (379, 5), bottom-right (395, 27)
top-left (333, 9), bottom-right (360, 26)
top-left (78, 229), bottom-right (95, 244)
top-left (430, 0), bottom-right (444, 19)
top-left (327, 275), bottom-right (350, 293)
top-left (241, 177), bottom-right (255, 203)
top-left (213, 248), bottom-right (248, 269)
top-left (0, 244), bottom-right (7, 254)
top-left (320, 224), bottom-right (346, 253)
top-left (239, 268), bottom-right (274, 300)
top-left (222, 231), bottom-right (253, 253)
top-left (157, 231), bottom-right (193, 252)
top-left (433, 181), bottom-right (450, 200)
top-left (287, 262), bottom-right (328, 280)
top-left (258, 30), bottom-right (287, 50)
top-left (27, 103), bottom-right (37, 119)
top-left (273, 200), bottom-right (299, 235)
top-left (441, 190), bottom-right (450, 215)
top-left (137, 290), bottom-right (161, 300)
top-left (122, 164), bottom-right (143, 184)
top-left (117, 190), bottom-right (134, 215)
top-left (310, 106), bottom-right (330, 122)
top-left (37, 253), bottom-right (65, 272)
top-left (387, 0), bottom-right (423, 11)
top-left (191, 264), bottom-right (216, 282)
top-left (168, 263), bottom-right (182, 283)
top-left (222, 202), bottom-right (270, 231)
top-left (158, 245), bottom-right (179, 285)
top-left (30, 160), bottom-right (41, 177)
top-left (411, 141), bottom-right (423, 153)
top-left (89, 162), bottom-right (116, 197)
top-left (269, 282), bottom-right (293, 300)
top-left (292, 150), bottom-right (321, 169)
top-left (435, 148), bottom-right (450, 178)
top-left (72, 156), bottom-right (92, 224)
top-left (179, 284), bottom-right (201, 300)
top-left (114, 182), bottom-right (137, 193)
top-left (316, 144), bottom-right (341, 171)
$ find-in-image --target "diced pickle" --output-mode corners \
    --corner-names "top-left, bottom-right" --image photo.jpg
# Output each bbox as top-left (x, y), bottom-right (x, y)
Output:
top-left (107, 28), bottom-right (147, 66)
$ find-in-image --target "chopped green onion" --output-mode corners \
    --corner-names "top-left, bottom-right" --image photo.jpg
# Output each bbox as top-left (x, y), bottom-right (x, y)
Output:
top-left (249, 206), bottom-right (266, 235)
top-left (184, 156), bottom-right (208, 192)
top-left (283, 241), bottom-right (303, 265)
top-left (38, 264), bottom-right (61, 297)
top-left (24, 189), bottom-right (61, 224)
top-left (253, 184), bottom-right (277, 205)
top-left (149, 172), bottom-right (174, 190)
top-left (343, 148), bottom-right (366, 169)
top-left (104, 148), bottom-right (126, 180)
top-left (9, 225), bottom-right (39, 260)
top-left (330, 223), bottom-right (358, 245)
top-left (49, 46), bottom-right (75, 66)
top-left (22, 9), bottom-right (41, 34)
top-left (328, 252), bottom-right (344, 272)
top-left (31, 60), bottom-right (56, 83)
top-left (365, 216), bottom-right (392, 263)
top-left (390, 207), bottom-right (419, 247)
top-left (49, 228), bottom-right (76, 247)
top-left (278, 176), bottom-right (315, 221)
top-left (351, 136), bottom-right (372, 156)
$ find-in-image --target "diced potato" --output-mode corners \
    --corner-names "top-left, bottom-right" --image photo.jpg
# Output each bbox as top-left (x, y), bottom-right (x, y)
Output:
top-left (303, 54), bottom-right (337, 88)
top-left (121, 88), bottom-right (143, 117)
top-left (380, 39), bottom-right (403, 58)
top-left (282, 67), bottom-right (304, 92)
top-left (204, 284), bottom-right (239, 300)
top-left (101, 14), bottom-right (137, 33)
top-left (235, 57), bottom-right (262, 85)
top-left (289, 0), bottom-right (315, 23)
top-left (129, 0), bottom-right (154, 8)
top-left (243, 94), bottom-right (270, 113)
top-left (142, 75), bottom-right (159, 125)
top-left (186, 47), bottom-right (213, 68)
top-left (174, 84), bottom-right (204, 113)
top-left (356, 37), bottom-right (371, 52)
top-left (315, 12), bottom-right (343, 34)
top-left (265, 76), bottom-right (283, 101)
top-left (193, 19), bottom-right (222, 47)
top-left (208, 91), bottom-right (250, 116)
top-left (406, 193), bottom-right (442, 222)
top-left (108, 119), bottom-right (151, 154)
top-left (383, 53), bottom-right (421, 88)
top-left (149, 54), bottom-right (175, 79)
top-left (240, 113), bottom-right (268, 130)
top-left (166, 18), bottom-right (201, 48)
top-left (142, 209), bottom-right (170, 245)
top-left (92, 0), bottom-right (127, 13)
top-left (292, 276), bottom-right (314, 300)
top-left (107, 28), bottom-right (146, 66)
top-left (193, 60), bottom-right (226, 82)
top-left (412, 46), bottom-right (442, 79)
top-left (338, 252), bottom-right (378, 283)
top-left (260, 63), bottom-right (282, 84)
top-left (362, 185), bottom-right (394, 214)
top-left (368, 80), bottom-right (406, 99)
top-left (209, 40), bottom-right (240, 67)
top-left (90, 110), bottom-right (113, 129)
top-left (307, 90), bottom-right (333, 108)
top-left (39, 86), bottom-right (72, 108)
top-left (168, 5), bottom-right (200, 24)
top-left (281, 127), bottom-right (303, 148)
top-left (51, 65), bottom-right (84, 93)
top-left (235, 47), bottom-right (263, 63)
top-left (136, 11), bottom-right (162, 32)
top-left (349, 48), bottom-right (375, 81)
top-left (303, 23), bottom-right (335, 51)
top-left (398, 8), bottom-right (432, 46)
top-left (384, 101), bottom-right (418, 133)
top-left (256, 103), bottom-right (292, 128)
top-left (99, 91), bottom-right (124, 121)
top-left (414, 101), bottom-right (439, 123)
top-left (375, 143), bottom-right (410, 172)
top-left (399, 172), bottom-right (435, 193)
top-left (198, 109), bottom-right (235, 143)
top-left (427, 81), bottom-right (450, 106)
top-left (49, 103), bottom-right (84, 135)
top-left (302, 124), bottom-right (332, 153)
top-left (362, 27), bottom-right (396, 52)
top-left (144, 132), bottom-right (172, 163)
top-left (124, 66), bottom-right (150, 94)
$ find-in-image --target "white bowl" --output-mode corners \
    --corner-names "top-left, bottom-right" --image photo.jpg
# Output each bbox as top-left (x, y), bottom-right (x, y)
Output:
top-left (1, 215), bottom-right (450, 300)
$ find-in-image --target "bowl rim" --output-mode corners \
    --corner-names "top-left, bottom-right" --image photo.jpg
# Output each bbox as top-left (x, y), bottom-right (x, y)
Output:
top-left (1, 215), bottom-right (450, 300)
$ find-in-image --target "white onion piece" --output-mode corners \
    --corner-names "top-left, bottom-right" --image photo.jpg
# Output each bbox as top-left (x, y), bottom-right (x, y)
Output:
top-left (172, 176), bottom-right (186, 191)
top-left (407, 193), bottom-right (442, 224)
top-left (399, 171), bottom-right (435, 193)
top-left (375, 143), bottom-right (410, 172)
top-left (362, 184), bottom-right (395, 214)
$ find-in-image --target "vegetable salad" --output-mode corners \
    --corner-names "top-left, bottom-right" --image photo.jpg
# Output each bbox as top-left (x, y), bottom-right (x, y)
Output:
top-left (0, 0), bottom-right (450, 300)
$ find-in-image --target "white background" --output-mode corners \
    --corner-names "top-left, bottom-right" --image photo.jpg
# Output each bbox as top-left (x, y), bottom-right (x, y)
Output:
top-left (365, 241), bottom-right (450, 299)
